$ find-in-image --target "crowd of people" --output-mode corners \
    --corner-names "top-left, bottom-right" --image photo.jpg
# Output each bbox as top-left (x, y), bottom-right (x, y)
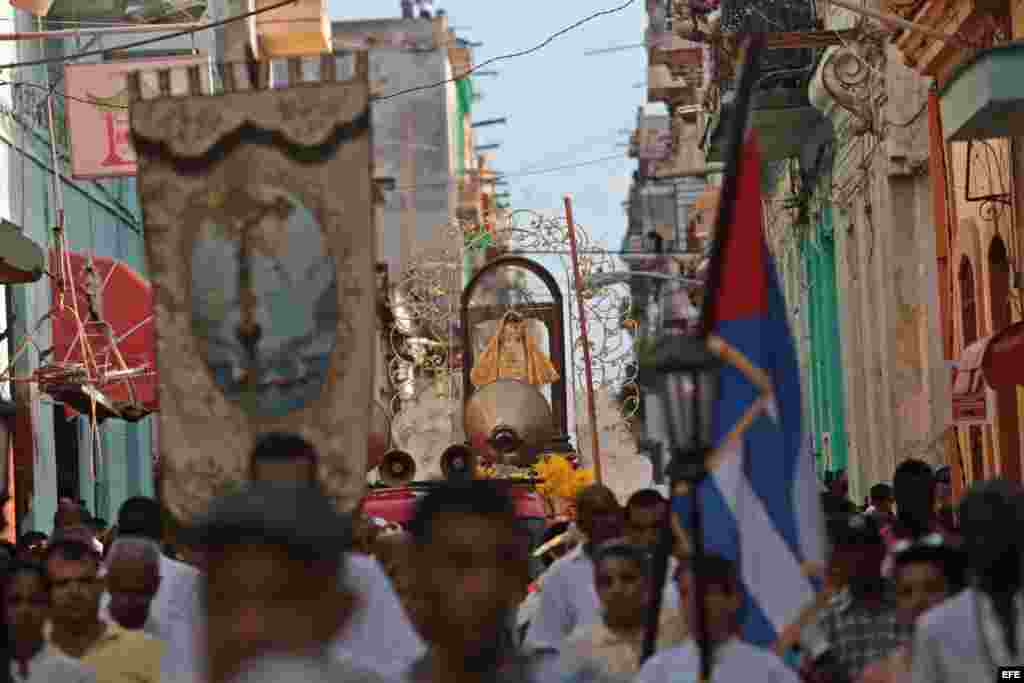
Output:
top-left (0, 437), bottom-right (1020, 682)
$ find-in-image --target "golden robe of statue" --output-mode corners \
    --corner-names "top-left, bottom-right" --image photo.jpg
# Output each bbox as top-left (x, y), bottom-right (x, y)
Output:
top-left (471, 312), bottom-right (560, 388)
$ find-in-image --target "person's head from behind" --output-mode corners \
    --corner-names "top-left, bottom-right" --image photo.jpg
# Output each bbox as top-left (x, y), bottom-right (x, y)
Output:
top-left (373, 531), bottom-right (412, 594)
top-left (625, 489), bottom-right (667, 550)
top-left (44, 538), bottom-right (103, 630)
top-left (934, 466), bottom-right (953, 505)
top-left (117, 496), bottom-right (164, 544)
top-left (677, 554), bottom-right (742, 645)
top-left (827, 470), bottom-right (849, 498)
top-left (407, 480), bottom-right (527, 665)
top-left (4, 561), bottom-right (51, 649)
top-left (828, 514), bottom-right (886, 596)
top-left (869, 483), bottom-right (894, 515)
top-left (54, 501), bottom-right (86, 531)
top-left (104, 536), bottom-right (161, 630)
top-left (890, 536), bottom-right (966, 628)
top-left (959, 478), bottom-right (1024, 593)
top-left (894, 459), bottom-right (934, 536)
top-left (249, 432), bottom-right (319, 485)
top-left (193, 482), bottom-right (354, 683)
top-left (593, 541), bottom-right (652, 632)
top-left (576, 484), bottom-right (622, 548)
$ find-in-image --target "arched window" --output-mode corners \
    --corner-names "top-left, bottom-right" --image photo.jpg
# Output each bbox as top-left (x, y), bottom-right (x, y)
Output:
top-left (959, 257), bottom-right (978, 345)
top-left (989, 236), bottom-right (1011, 332)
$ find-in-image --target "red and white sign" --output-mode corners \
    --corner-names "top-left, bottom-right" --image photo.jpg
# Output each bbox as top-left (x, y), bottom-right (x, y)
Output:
top-left (64, 56), bottom-right (210, 178)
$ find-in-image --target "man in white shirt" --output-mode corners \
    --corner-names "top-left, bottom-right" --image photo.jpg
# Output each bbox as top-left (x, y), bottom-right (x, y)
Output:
top-left (116, 497), bottom-right (203, 681)
top-left (526, 485), bottom-right (681, 652)
top-left (637, 554), bottom-right (799, 683)
top-left (912, 480), bottom-right (1024, 683)
top-left (249, 432), bottom-right (425, 677)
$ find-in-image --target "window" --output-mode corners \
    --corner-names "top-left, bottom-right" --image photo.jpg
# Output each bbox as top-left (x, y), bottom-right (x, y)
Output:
top-left (959, 257), bottom-right (978, 345)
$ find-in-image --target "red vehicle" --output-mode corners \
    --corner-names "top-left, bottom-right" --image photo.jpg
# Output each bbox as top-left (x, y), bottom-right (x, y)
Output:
top-left (361, 465), bottom-right (551, 578)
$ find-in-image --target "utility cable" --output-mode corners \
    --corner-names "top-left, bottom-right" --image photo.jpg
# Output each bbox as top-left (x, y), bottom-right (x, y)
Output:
top-left (1, 0), bottom-right (639, 107)
top-left (374, 0), bottom-right (637, 101)
top-left (0, 0), bottom-right (298, 70)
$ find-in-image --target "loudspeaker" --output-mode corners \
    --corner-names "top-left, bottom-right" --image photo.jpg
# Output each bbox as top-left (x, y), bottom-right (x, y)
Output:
top-left (378, 450), bottom-right (416, 487)
top-left (440, 444), bottom-right (477, 481)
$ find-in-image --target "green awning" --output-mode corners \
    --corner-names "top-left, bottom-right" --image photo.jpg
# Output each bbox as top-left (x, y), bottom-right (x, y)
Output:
top-left (940, 41), bottom-right (1024, 141)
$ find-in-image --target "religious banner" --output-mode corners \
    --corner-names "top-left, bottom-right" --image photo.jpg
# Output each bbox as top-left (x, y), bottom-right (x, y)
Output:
top-left (64, 56), bottom-right (211, 178)
top-left (130, 54), bottom-right (376, 521)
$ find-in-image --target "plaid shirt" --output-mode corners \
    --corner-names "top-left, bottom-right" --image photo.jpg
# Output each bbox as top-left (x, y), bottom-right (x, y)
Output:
top-left (815, 588), bottom-right (910, 682)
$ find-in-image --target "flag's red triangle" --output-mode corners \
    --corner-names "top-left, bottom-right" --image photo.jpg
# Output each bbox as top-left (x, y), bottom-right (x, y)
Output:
top-left (708, 132), bottom-right (769, 325)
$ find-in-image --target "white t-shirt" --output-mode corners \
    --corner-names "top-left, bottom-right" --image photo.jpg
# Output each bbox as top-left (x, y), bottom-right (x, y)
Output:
top-left (636, 638), bottom-right (800, 683)
top-left (331, 553), bottom-right (426, 677)
top-left (10, 643), bottom-right (96, 683)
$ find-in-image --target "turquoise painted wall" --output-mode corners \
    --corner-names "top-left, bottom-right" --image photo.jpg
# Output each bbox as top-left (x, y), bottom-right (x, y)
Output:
top-left (2, 63), bottom-right (154, 533)
top-left (802, 206), bottom-right (848, 476)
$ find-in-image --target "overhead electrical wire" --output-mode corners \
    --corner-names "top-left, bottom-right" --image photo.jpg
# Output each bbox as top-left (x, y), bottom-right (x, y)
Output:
top-left (374, 0), bottom-right (637, 101)
top-left (0, 0), bottom-right (298, 70)
top-left (0, 0), bottom-right (639, 107)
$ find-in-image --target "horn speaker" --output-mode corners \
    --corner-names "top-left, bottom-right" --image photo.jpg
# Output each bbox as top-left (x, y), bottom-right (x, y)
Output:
top-left (378, 450), bottom-right (416, 487)
top-left (440, 444), bottom-right (477, 481)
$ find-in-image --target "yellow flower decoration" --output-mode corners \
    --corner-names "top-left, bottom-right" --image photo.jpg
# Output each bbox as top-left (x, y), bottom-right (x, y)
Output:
top-left (532, 454), bottom-right (594, 503)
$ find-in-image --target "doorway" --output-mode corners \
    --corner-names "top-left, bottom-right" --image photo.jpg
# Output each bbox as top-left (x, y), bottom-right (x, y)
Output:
top-left (53, 408), bottom-right (79, 502)
top-left (989, 237), bottom-right (1021, 481)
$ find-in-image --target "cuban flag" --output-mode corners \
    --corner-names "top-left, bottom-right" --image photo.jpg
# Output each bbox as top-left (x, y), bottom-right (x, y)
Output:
top-left (674, 131), bottom-right (826, 647)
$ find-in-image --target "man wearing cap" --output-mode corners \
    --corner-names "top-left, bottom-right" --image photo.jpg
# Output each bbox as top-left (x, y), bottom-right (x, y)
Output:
top-left (193, 481), bottom-right (391, 683)
top-left (248, 432), bottom-right (425, 677)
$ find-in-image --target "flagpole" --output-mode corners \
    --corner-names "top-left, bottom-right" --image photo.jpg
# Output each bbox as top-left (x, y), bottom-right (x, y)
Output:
top-left (640, 32), bottom-right (765, 680)
top-left (563, 195), bottom-right (604, 483)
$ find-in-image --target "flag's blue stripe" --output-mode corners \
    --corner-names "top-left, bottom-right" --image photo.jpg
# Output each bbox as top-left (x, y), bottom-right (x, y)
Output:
top-left (672, 481), bottom-right (777, 647)
top-left (765, 257), bottom-right (804, 470)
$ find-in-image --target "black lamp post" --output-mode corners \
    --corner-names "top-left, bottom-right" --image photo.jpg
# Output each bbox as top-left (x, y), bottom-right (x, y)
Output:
top-left (638, 332), bottom-right (720, 680)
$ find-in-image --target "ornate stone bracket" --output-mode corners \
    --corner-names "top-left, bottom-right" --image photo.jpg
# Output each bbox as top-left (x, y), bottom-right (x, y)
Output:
top-left (821, 45), bottom-right (877, 135)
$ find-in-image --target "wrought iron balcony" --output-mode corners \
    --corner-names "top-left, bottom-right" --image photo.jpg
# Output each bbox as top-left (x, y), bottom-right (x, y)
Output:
top-left (702, 0), bottom-right (824, 163)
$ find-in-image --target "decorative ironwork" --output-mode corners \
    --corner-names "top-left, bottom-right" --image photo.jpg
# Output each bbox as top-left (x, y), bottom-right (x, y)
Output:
top-left (719, 0), bottom-right (816, 77)
top-left (965, 140), bottom-right (1012, 225)
top-left (489, 210), bottom-right (642, 429)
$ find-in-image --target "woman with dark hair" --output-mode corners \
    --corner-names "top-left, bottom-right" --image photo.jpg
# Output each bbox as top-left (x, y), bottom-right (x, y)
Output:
top-left (858, 536), bottom-right (966, 683)
top-left (1, 561), bottom-right (94, 682)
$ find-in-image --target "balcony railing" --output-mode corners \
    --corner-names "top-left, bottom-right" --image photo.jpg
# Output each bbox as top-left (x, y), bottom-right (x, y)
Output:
top-left (701, 0), bottom-right (823, 162)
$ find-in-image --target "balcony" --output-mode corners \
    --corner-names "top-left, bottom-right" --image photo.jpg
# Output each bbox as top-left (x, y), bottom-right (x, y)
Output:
top-left (701, 0), bottom-right (824, 163)
top-left (893, 0), bottom-right (1004, 82)
top-left (648, 64), bottom-right (700, 106)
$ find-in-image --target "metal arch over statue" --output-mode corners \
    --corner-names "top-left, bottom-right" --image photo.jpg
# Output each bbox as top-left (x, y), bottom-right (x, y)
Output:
top-left (461, 256), bottom-right (574, 464)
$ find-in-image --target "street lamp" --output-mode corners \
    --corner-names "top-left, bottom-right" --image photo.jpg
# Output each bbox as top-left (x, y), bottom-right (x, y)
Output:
top-left (637, 333), bottom-right (720, 680)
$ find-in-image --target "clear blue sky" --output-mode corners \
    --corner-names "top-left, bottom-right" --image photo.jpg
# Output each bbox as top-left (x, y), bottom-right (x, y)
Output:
top-left (328, 0), bottom-right (645, 248)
